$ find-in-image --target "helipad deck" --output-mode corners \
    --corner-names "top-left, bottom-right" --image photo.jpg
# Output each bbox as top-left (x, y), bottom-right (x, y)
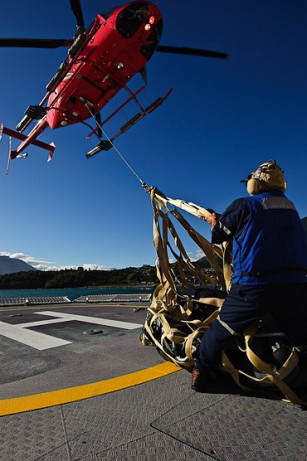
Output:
top-left (0, 302), bottom-right (307, 460)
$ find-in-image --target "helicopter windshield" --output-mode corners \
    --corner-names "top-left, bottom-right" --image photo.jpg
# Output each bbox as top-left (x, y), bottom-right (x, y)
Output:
top-left (115, 3), bottom-right (162, 58)
top-left (116, 3), bottom-right (149, 39)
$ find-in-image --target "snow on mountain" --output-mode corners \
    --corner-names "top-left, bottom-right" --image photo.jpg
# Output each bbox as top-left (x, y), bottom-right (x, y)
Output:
top-left (0, 256), bottom-right (37, 275)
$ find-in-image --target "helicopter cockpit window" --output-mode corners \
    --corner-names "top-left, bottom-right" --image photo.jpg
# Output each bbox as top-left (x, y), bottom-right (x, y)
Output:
top-left (140, 20), bottom-right (163, 59)
top-left (116, 3), bottom-right (149, 39)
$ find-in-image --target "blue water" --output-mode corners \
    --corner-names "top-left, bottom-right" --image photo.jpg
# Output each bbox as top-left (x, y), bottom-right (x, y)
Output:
top-left (0, 286), bottom-right (153, 301)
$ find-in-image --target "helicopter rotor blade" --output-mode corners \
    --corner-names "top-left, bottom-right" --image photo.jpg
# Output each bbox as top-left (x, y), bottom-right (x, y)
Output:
top-left (157, 45), bottom-right (229, 59)
top-left (0, 38), bottom-right (72, 48)
top-left (70, 0), bottom-right (85, 31)
top-left (0, 2), bottom-right (84, 49)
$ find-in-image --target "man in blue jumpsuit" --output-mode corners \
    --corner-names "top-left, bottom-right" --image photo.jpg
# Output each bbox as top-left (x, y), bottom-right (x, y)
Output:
top-left (192, 160), bottom-right (307, 390)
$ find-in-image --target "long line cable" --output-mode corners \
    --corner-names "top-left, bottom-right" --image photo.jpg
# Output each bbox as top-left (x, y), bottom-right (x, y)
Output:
top-left (100, 125), bottom-right (145, 185)
top-left (84, 102), bottom-right (145, 186)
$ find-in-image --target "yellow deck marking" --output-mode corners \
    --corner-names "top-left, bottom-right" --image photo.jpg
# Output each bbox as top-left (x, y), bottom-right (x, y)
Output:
top-left (0, 362), bottom-right (180, 416)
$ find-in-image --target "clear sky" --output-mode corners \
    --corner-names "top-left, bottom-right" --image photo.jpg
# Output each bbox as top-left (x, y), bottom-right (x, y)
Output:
top-left (0, 0), bottom-right (306, 270)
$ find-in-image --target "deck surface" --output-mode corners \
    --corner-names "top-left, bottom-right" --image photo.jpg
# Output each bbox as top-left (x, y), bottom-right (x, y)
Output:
top-left (0, 302), bottom-right (306, 460)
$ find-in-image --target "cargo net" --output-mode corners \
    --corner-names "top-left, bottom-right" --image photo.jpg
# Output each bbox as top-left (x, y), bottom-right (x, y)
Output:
top-left (140, 187), bottom-right (307, 405)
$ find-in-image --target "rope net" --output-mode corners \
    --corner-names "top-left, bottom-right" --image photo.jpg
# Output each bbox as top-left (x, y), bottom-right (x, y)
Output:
top-left (140, 187), bottom-right (307, 405)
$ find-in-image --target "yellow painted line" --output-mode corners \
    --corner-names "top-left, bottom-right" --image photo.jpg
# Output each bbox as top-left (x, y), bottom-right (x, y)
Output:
top-left (0, 362), bottom-right (180, 416)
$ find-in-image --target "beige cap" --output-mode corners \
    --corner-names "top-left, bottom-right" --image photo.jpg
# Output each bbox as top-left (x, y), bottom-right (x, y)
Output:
top-left (241, 160), bottom-right (286, 195)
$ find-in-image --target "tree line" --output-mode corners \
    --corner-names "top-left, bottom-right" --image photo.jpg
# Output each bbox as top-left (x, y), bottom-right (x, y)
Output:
top-left (0, 265), bottom-right (158, 290)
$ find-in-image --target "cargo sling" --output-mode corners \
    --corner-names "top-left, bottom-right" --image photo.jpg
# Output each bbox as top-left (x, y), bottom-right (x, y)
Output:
top-left (141, 187), bottom-right (307, 405)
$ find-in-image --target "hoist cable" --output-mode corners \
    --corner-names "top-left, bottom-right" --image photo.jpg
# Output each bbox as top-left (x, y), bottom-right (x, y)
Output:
top-left (100, 125), bottom-right (144, 185)
top-left (84, 102), bottom-right (145, 186)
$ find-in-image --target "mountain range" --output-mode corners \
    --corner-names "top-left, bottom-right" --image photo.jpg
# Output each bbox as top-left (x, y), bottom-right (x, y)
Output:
top-left (0, 256), bottom-right (36, 275)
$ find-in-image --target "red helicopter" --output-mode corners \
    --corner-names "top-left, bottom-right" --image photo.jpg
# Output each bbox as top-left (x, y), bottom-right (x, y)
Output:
top-left (0, 0), bottom-right (228, 173)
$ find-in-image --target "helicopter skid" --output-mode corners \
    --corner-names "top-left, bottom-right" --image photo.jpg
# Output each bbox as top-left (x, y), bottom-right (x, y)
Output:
top-left (118, 87), bottom-right (173, 136)
top-left (86, 88), bottom-right (173, 159)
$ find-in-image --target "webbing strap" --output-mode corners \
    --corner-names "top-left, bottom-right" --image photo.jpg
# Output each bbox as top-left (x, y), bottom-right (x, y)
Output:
top-left (144, 304), bottom-right (220, 369)
top-left (143, 187), bottom-right (306, 405)
top-left (221, 351), bottom-right (251, 392)
top-left (151, 188), bottom-right (227, 288)
top-left (195, 297), bottom-right (225, 308)
top-left (222, 322), bottom-right (305, 405)
top-left (244, 323), bottom-right (305, 405)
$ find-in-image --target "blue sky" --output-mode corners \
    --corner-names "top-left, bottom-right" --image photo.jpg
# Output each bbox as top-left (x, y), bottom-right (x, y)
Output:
top-left (0, 0), bottom-right (306, 270)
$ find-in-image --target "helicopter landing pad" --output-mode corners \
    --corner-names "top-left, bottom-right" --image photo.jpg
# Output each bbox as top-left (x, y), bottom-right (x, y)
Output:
top-left (0, 303), bottom-right (175, 406)
top-left (1, 302), bottom-right (307, 461)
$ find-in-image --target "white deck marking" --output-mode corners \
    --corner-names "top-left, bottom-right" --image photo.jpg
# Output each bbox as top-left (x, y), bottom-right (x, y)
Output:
top-left (18, 318), bottom-right (73, 328)
top-left (33, 311), bottom-right (143, 330)
top-left (0, 321), bottom-right (71, 350)
top-left (0, 311), bottom-right (143, 350)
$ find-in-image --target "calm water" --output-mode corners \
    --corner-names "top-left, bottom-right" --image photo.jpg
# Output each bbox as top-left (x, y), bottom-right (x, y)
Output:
top-left (0, 286), bottom-right (153, 301)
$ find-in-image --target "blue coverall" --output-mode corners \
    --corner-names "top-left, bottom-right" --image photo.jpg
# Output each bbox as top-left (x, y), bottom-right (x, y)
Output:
top-left (196, 189), bottom-right (307, 373)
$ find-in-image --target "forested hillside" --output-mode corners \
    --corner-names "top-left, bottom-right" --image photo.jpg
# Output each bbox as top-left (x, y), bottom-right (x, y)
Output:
top-left (0, 258), bottom-right (211, 290)
top-left (0, 265), bottom-right (158, 289)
